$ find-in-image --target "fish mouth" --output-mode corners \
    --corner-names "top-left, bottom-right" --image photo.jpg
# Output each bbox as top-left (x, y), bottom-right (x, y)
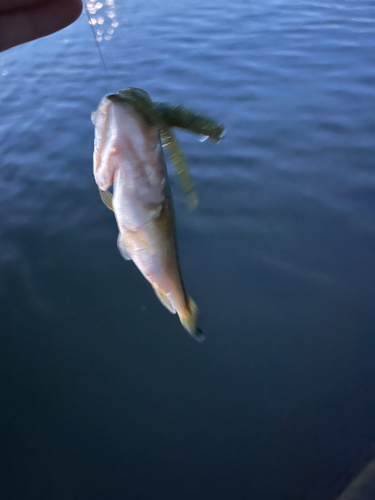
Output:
top-left (0, 0), bottom-right (82, 52)
top-left (106, 90), bottom-right (155, 126)
top-left (106, 94), bottom-right (124, 103)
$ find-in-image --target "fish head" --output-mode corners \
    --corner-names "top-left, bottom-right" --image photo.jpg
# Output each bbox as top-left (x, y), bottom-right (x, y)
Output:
top-left (107, 87), bottom-right (156, 126)
top-left (92, 91), bottom-right (165, 197)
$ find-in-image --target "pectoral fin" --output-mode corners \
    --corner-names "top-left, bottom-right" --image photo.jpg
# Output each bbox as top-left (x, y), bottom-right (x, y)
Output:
top-left (152, 285), bottom-right (176, 314)
top-left (160, 128), bottom-right (198, 211)
top-left (117, 234), bottom-right (132, 261)
top-left (99, 188), bottom-right (114, 211)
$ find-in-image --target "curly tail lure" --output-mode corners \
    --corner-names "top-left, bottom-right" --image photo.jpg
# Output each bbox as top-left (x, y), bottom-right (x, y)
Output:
top-left (100, 88), bottom-right (225, 212)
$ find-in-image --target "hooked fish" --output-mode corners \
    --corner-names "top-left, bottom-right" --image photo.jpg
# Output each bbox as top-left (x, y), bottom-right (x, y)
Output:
top-left (92, 93), bottom-right (205, 341)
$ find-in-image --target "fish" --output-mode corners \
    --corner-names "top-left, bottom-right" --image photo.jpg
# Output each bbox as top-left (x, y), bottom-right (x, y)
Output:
top-left (92, 94), bottom-right (204, 342)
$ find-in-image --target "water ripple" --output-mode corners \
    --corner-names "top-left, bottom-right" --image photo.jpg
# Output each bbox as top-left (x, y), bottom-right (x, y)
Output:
top-left (0, 0), bottom-right (374, 266)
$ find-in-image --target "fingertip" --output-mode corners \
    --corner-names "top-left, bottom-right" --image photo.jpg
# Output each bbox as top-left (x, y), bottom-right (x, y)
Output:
top-left (0, 0), bottom-right (83, 52)
top-left (64, 0), bottom-right (83, 26)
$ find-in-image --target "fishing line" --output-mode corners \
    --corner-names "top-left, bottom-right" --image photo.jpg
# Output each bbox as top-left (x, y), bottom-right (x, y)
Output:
top-left (83, 0), bottom-right (110, 81)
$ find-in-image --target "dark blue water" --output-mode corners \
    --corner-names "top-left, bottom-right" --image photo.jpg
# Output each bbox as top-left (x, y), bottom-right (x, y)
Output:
top-left (1, 1), bottom-right (375, 498)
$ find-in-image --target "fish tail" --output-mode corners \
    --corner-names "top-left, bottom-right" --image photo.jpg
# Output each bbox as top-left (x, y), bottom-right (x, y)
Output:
top-left (179, 297), bottom-right (205, 342)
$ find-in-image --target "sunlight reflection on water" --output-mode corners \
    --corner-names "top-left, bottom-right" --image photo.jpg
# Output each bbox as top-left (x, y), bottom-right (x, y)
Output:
top-left (86, 0), bottom-right (120, 42)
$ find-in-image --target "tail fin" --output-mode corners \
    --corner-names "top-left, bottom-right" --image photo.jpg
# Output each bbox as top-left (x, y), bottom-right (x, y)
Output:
top-left (179, 297), bottom-right (205, 342)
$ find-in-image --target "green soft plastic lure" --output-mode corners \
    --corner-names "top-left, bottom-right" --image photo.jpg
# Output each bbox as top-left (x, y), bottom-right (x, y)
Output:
top-left (97, 87), bottom-right (225, 211)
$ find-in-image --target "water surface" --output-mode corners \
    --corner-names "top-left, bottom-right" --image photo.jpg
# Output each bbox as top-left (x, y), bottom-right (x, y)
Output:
top-left (1, 1), bottom-right (375, 499)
